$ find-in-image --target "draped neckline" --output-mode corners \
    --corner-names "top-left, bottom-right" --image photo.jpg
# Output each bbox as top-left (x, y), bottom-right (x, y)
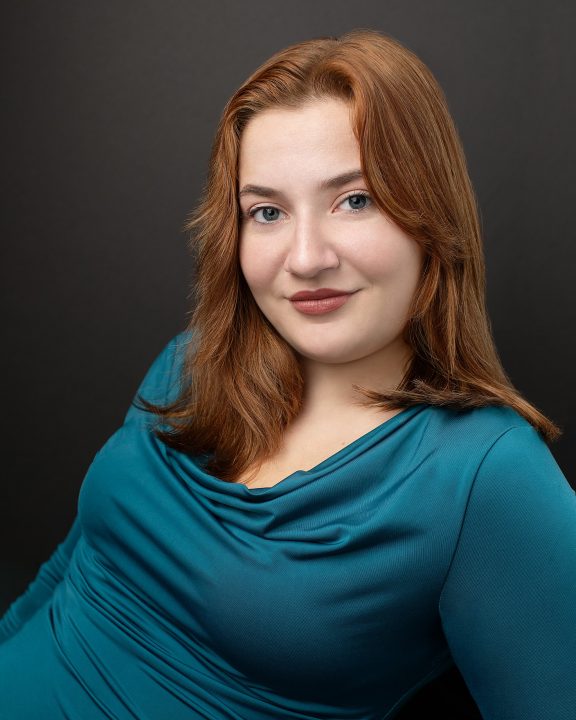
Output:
top-left (170, 404), bottom-right (428, 501)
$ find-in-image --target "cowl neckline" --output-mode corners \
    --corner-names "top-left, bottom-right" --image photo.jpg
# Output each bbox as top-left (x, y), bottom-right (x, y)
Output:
top-left (165, 404), bottom-right (428, 504)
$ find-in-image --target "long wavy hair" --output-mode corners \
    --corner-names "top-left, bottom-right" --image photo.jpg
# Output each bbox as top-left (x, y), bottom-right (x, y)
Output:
top-left (140, 28), bottom-right (561, 483)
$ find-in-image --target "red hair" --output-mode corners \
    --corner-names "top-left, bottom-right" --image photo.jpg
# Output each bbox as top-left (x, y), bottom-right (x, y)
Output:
top-left (140, 28), bottom-right (560, 483)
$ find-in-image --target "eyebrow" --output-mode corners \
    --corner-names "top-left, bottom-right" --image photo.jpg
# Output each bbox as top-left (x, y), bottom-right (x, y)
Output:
top-left (238, 169), bottom-right (365, 199)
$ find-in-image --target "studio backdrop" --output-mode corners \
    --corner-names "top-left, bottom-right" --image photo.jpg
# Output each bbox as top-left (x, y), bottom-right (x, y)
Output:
top-left (2, 2), bottom-right (574, 718)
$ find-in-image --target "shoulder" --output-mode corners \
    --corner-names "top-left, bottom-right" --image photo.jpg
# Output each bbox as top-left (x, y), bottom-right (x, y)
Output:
top-left (150, 329), bottom-right (193, 380)
top-left (421, 403), bottom-right (544, 460)
top-left (426, 402), bottom-right (532, 436)
top-left (423, 403), bottom-right (573, 516)
top-left (124, 330), bottom-right (194, 423)
top-left (414, 403), bottom-right (571, 497)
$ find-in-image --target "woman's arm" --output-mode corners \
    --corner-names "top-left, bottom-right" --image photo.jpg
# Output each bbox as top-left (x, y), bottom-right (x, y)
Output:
top-left (0, 515), bottom-right (81, 643)
top-left (0, 330), bottom-right (189, 644)
top-left (439, 425), bottom-right (576, 719)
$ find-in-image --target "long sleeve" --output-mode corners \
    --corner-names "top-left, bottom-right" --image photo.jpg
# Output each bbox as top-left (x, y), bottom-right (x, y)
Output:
top-left (0, 516), bottom-right (81, 643)
top-left (439, 425), bottom-right (576, 720)
top-left (0, 331), bottom-right (189, 645)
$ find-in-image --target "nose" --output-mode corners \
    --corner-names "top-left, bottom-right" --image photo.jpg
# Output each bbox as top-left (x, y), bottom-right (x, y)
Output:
top-left (282, 213), bottom-right (340, 278)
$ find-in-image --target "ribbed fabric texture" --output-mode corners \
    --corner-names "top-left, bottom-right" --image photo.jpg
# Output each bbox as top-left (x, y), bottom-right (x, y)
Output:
top-left (1, 333), bottom-right (575, 719)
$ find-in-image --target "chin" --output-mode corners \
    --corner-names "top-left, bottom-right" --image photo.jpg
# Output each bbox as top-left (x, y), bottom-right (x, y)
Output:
top-left (291, 342), bottom-right (365, 365)
top-left (293, 334), bottom-right (403, 365)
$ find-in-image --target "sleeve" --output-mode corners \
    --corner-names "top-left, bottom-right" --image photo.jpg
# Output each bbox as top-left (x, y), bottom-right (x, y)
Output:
top-left (438, 425), bottom-right (576, 720)
top-left (0, 516), bottom-right (81, 643)
top-left (0, 330), bottom-right (191, 644)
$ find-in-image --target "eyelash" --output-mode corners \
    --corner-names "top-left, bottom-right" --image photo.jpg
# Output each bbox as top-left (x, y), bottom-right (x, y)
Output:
top-left (244, 191), bottom-right (372, 224)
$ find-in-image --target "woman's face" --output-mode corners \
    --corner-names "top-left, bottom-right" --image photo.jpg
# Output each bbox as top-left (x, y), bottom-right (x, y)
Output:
top-left (238, 97), bottom-right (423, 369)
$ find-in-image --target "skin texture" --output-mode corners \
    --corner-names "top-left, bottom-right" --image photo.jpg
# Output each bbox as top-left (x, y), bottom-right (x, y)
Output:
top-left (238, 97), bottom-right (424, 414)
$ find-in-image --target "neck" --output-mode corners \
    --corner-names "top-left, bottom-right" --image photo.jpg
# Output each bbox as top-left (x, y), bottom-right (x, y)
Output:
top-left (299, 339), bottom-right (412, 417)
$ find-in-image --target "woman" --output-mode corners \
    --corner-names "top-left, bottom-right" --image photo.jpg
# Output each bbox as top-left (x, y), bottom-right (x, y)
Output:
top-left (1, 28), bottom-right (574, 720)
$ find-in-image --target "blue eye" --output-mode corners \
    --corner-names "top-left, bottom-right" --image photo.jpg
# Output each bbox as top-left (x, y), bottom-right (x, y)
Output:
top-left (244, 192), bottom-right (372, 224)
top-left (341, 193), bottom-right (371, 211)
top-left (249, 207), bottom-right (283, 223)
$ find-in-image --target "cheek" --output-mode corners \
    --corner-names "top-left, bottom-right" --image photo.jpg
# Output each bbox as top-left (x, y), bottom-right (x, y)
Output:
top-left (238, 239), bottom-right (259, 290)
top-left (362, 241), bottom-right (422, 285)
top-left (347, 218), bottom-right (421, 279)
top-left (239, 237), bottom-right (280, 294)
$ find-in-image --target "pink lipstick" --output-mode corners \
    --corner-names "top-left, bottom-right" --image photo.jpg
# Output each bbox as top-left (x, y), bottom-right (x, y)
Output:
top-left (289, 288), bottom-right (356, 315)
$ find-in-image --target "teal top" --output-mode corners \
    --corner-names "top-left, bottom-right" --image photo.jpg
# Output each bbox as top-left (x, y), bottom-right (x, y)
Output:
top-left (1, 333), bottom-right (575, 720)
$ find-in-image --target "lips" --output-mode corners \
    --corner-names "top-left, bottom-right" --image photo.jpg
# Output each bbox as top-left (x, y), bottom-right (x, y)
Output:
top-left (289, 288), bottom-right (354, 301)
top-left (288, 288), bottom-right (358, 316)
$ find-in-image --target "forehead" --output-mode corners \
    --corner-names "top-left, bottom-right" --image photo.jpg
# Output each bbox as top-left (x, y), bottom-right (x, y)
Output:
top-left (238, 98), bottom-right (359, 180)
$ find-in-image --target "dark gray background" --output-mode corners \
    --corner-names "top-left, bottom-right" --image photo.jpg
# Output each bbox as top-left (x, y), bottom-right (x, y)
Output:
top-left (1, 2), bottom-right (574, 716)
